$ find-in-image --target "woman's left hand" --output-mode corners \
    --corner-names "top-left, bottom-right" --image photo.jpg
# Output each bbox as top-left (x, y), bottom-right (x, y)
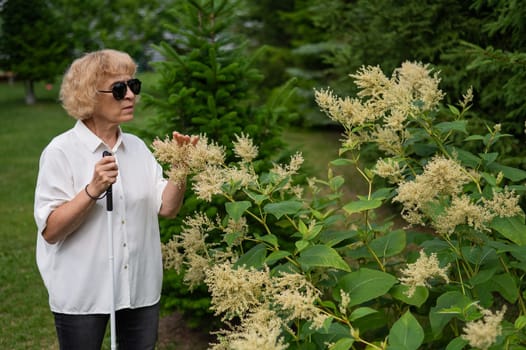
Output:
top-left (172, 131), bottom-right (199, 146)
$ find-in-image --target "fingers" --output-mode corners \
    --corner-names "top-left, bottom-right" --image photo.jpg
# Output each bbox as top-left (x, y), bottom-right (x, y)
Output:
top-left (173, 131), bottom-right (199, 146)
top-left (99, 156), bottom-right (118, 184)
top-left (90, 156), bottom-right (118, 195)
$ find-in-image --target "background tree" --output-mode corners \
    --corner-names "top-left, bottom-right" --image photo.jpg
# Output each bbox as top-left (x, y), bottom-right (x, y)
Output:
top-left (50, 0), bottom-right (172, 69)
top-left (0, 0), bottom-right (72, 104)
top-left (138, 0), bottom-right (296, 324)
top-left (452, 0), bottom-right (526, 165)
top-left (241, 0), bottom-right (526, 166)
top-left (240, 0), bottom-right (334, 126)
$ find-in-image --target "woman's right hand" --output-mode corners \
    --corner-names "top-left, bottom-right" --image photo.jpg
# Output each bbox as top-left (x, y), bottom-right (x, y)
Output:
top-left (86, 155), bottom-right (119, 198)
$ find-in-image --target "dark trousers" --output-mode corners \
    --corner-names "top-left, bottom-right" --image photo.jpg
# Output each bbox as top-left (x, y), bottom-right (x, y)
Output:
top-left (53, 303), bottom-right (159, 350)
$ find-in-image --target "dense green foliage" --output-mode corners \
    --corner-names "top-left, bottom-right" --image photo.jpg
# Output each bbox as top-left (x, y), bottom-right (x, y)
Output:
top-left (141, 0), bottom-right (292, 159)
top-left (0, 0), bottom-right (170, 103)
top-left (240, 0), bottom-right (333, 125)
top-left (50, 0), bottom-right (171, 69)
top-left (0, 0), bottom-right (71, 104)
top-left (137, 0), bottom-right (296, 321)
top-left (241, 0), bottom-right (526, 164)
top-left (3, 0), bottom-right (526, 140)
top-left (158, 62), bottom-right (526, 350)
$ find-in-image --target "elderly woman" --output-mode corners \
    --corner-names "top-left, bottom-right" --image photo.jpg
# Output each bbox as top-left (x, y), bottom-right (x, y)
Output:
top-left (34, 49), bottom-right (196, 349)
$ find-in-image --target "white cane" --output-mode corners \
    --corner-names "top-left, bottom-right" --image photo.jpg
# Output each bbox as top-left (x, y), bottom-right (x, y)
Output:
top-left (103, 151), bottom-right (117, 350)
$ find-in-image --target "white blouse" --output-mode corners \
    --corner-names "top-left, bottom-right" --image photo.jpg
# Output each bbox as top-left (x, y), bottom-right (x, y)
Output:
top-left (34, 120), bottom-right (167, 314)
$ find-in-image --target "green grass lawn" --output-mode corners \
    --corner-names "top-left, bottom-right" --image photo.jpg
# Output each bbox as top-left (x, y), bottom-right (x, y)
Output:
top-left (0, 76), bottom-right (349, 349)
top-left (0, 81), bottom-right (67, 349)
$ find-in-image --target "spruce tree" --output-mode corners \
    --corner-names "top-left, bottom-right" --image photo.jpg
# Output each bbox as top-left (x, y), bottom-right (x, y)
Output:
top-left (139, 0), bottom-right (295, 324)
top-left (142, 0), bottom-right (292, 165)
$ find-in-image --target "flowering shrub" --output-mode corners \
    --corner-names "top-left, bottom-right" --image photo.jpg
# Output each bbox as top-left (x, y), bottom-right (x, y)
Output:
top-left (154, 62), bottom-right (526, 349)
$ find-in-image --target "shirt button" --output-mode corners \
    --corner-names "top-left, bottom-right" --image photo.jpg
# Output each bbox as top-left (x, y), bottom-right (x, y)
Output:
top-left (121, 220), bottom-right (125, 225)
top-left (123, 243), bottom-right (127, 248)
top-left (124, 265), bottom-right (128, 270)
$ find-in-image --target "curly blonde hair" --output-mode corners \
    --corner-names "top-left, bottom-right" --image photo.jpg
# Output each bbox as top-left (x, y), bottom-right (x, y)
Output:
top-left (60, 49), bottom-right (137, 120)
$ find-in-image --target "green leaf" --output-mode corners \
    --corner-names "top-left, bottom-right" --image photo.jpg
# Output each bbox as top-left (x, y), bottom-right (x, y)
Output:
top-left (329, 175), bottom-right (345, 191)
top-left (448, 104), bottom-right (460, 116)
top-left (234, 244), bottom-right (266, 269)
top-left (390, 285), bottom-right (429, 307)
top-left (349, 307), bottom-right (378, 321)
top-left (265, 250), bottom-right (291, 265)
top-left (515, 316), bottom-right (526, 330)
top-left (304, 223), bottom-right (323, 241)
top-left (413, 143), bottom-right (438, 157)
top-left (338, 268), bottom-right (397, 306)
top-left (388, 311), bottom-right (424, 350)
top-left (487, 132), bottom-right (513, 146)
top-left (492, 273), bottom-right (518, 303)
top-left (429, 291), bottom-right (473, 337)
top-left (244, 190), bottom-right (268, 205)
top-left (330, 158), bottom-right (354, 166)
top-left (320, 230), bottom-right (359, 247)
top-left (329, 337), bottom-right (354, 350)
top-left (308, 322), bottom-right (353, 347)
top-left (468, 267), bottom-right (497, 286)
top-left (480, 172), bottom-right (497, 186)
top-left (343, 198), bottom-right (382, 215)
top-left (264, 200), bottom-right (303, 219)
top-left (509, 184), bottom-right (526, 194)
top-left (297, 245), bottom-right (351, 272)
top-left (445, 337), bottom-right (468, 350)
top-left (259, 234), bottom-right (278, 248)
top-left (225, 201), bottom-right (251, 221)
top-left (371, 187), bottom-right (394, 200)
top-left (464, 135), bottom-right (485, 142)
top-left (448, 146), bottom-right (480, 168)
top-left (490, 215), bottom-right (526, 246)
top-left (295, 240), bottom-right (309, 252)
top-left (224, 232), bottom-right (243, 246)
top-left (319, 300), bottom-right (338, 313)
top-left (435, 120), bottom-right (468, 134)
top-left (369, 229), bottom-right (406, 258)
top-left (298, 219), bottom-right (308, 235)
top-left (478, 152), bottom-right (498, 166)
top-left (487, 163), bottom-right (526, 181)
top-left (461, 245), bottom-right (498, 266)
top-left (486, 240), bottom-right (526, 262)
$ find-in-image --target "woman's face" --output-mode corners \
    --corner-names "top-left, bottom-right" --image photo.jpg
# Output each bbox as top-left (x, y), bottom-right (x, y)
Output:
top-left (92, 74), bottom-right (137, 126)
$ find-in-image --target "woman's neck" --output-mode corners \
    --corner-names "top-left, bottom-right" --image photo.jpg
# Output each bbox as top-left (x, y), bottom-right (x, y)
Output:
top-left (83, 118), bottom-right (119, 148)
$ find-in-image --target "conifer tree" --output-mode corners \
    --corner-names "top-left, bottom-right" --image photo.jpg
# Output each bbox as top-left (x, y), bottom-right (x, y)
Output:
top-left (140, 0), bottom-right (295, 323)
top-left (142, 0), bottom-right (293, 165)
top-left (0, 0), bottom-right (71, 104)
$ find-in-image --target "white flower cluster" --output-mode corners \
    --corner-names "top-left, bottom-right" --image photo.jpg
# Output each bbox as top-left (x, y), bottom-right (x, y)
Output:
top-left (462, 305), bottom-right (506, 350)
top-left (399, 250), bottom-right (450, 297)
top-left (315, 61), bottom-right (444, 154)
top-left (206, 263), bottom-right (328, 349)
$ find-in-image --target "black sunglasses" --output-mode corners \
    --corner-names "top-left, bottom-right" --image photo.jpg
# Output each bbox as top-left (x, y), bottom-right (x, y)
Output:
top-left (98, 78), bottom-right (141, 100)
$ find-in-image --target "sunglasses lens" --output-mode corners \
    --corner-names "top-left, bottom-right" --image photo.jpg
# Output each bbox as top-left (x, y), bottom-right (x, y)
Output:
top-left (105, 79), bottom-right (141, 100)
top-left (111, 82), bottom-right (127, 100)
top-left (128, 79), bottom-right (141, 95)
